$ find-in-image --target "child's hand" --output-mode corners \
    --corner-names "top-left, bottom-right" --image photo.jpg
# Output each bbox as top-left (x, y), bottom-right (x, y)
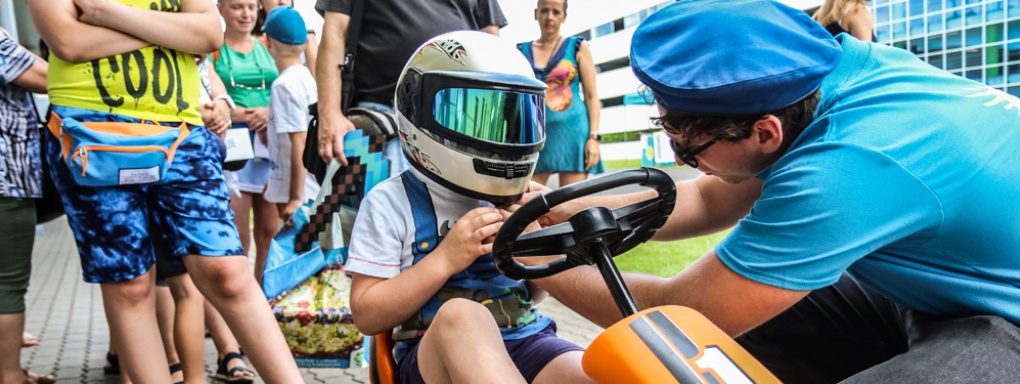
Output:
top-left (434, 207), bottom-right (504, 275)
top-left (245, 107), bottom-right (269, 133)
top-left (279, 199), bottom-right (303, 220)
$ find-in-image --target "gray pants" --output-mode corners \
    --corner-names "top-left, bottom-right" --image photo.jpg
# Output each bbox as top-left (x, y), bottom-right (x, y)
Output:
top-left (736, 273), bottom-right (1020, 383)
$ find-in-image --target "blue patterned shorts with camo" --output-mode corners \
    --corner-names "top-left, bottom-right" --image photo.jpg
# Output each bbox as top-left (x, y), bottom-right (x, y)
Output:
top-left (47, 106), bottom-right (245, 284)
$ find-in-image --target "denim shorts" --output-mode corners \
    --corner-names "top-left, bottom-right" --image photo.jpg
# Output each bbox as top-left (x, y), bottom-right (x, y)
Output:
top-left (397, 321), bottom-right (582, 384)
top-left (48, 106), bottom-right (245, 283)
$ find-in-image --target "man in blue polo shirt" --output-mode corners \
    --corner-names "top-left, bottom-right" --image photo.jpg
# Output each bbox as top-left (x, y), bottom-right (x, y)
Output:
top-left (524, 0), bottom-right (1020, 382)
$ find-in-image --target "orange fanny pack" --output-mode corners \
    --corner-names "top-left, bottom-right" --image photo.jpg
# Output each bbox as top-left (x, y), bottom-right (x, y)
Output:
top-left (47, 113), bottom-right (190, 187)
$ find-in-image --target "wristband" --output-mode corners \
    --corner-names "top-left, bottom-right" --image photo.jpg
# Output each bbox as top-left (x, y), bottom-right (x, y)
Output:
top-left (589, 133), bottom-right (602, 141)
top-left (213, 94), bottom-right (236, 112)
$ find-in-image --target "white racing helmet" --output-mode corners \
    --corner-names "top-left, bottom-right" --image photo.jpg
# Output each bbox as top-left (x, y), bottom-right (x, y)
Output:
top-left (395, 31), bottom-right (547, 204)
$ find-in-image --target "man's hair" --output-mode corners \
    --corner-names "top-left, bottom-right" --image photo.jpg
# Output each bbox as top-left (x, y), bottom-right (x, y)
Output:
top-left (651, 90), bottom-right (821, 149)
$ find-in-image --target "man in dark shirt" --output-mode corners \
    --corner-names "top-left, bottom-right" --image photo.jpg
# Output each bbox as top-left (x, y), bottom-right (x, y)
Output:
top-left (313, 0), bottom-right (507, 174)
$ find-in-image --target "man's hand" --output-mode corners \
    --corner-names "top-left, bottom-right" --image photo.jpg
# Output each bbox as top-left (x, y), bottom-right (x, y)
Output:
top-left (279, 199), bottom-right (303, 220)
top-left (72, 0), bottom-right (108, 25)
top-left (317, 111), bottom-right (356, 166)
top-left (433, 207), bottom-right (504, 276)
top-left (201, 100), bottom-right (231, 138)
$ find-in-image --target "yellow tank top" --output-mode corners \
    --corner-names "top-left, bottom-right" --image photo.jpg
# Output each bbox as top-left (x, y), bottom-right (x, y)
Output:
top-left (47, 0), bottom-right (203, 126)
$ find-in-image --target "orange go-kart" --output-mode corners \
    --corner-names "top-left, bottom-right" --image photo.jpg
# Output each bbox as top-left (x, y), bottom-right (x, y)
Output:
top-left (369, 168), bottom-right (781, 384)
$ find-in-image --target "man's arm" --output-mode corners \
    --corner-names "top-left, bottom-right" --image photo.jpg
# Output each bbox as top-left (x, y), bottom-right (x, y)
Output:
top-left (315, 11), bottom-right (357, 166)
top-left (74, 0), bottom-right (222, 56)
top-left (480, 25), bottom-right (500, 36)
top-left (532, 249), bottom-right (808, 335)
top-left (29, 0), bottom-right (149, 63)
top-left (653, 176), bottom-right (762, 241)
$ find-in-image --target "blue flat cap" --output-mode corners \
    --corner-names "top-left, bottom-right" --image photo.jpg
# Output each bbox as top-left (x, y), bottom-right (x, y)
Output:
top-left (263, 6), bottom-right (307, 45)
top-left (631, 0), bottom-right (842, 115)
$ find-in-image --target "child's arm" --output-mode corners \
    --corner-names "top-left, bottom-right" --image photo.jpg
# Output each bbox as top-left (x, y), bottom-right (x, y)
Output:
top-left (280, 130), bottom-right (308, 219)
top-left (349, 207), bottom-right (506, 335)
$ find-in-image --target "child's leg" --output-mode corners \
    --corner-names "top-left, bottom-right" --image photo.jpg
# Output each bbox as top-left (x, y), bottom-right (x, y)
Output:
top-left (184, 255), bottom-right (301, 382)
top-left (164, 274), bottom-right (208, 384)
top-left (100, 271), bottom-right (174, 383)
top-left (251, 193), bottom-right (278, 284)
top-left (154, 285), bottom-right (181, 382)
top-left (506, 321), bottom-right (592, 384)
top-left (413, 299), bottom-right (527, 384)
top-left (229, 192), bottom-right (254, 256)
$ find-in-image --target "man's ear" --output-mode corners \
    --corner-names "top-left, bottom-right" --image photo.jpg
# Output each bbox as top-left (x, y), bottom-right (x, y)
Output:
top-left (754, 115), bottom-right (784, 154)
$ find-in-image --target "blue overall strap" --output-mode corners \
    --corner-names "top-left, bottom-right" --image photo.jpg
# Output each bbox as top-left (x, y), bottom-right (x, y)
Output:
top-left (401, 172), bottom-right (438, 260)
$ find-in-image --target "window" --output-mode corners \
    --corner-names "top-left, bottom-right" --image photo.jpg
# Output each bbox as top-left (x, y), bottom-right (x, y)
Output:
top-left (947, 31), bottom-right (963, 49)
top-left (1009, 20), bottom-right (1020, 40)
top-left (947, 0), bottom-right (963, 8)
top-left (989, 23), bottom-right (1005, 43)
top-left (596, 57), bottom-right (630, 73)
top-left (989, 44), bottom-right (1006, 64)
top-left (966, 5), bottom-right (983, 26)
top-left (894, 40), bottom-right (908, 49)
top-left (878, 24), bottom-right (892, 42)
top-left (1010, 0), bottom-right (1020, 19)
top-left (928, 0), bottom-right (943, 12)
top-left (910, 38), bottom-right (925, 54)
top-left (947, 50), bottom-right (964, 69)
top-left (930, 53), bottom-right (945, 69)
top-left (929, 35), bottom-right (944, 52)
top-left (877, 5), bottom-right (891, 23)
top-left (624, 13), bottom-right (643, 29)
top-left (1009, 87), bottom-right (1020, 97)
top-left (966, 48), bottom-right (983, 67)
top-left (575, 30), bottom-right (592, 41)
top-left (988, 65), bottom-right (1005, 85)
top-left (1008, 63), bottom-right (1020, 83)
top-left (910, 17), bottom-right (925, 36)
top-left (1008, 41), bottom-right (1020, 61)
top-left (929, 14), bottom-right (944, 33)
top-left (947, 9), bottom-right (963, 29)
top-left (894, 21), bottom-right (908, 39)
top-left (966, 27), bottom-right (983, 46)
top-left (987, 0), bottom-right (1005, 22)
top-left (613, 18), bottom-right (625, 33)
top-left (909, 0), bottom-right (925, 16)
top-left (893, 2), bottom-right (907, 18)
top-left (966, 0), bottom-right (981, 4)
top-left (966, 69), bottom-right (982, 82)
top-left (602, 96), bottom-right (624, 108)
top-left (594, 22), bottom-right (613, 38)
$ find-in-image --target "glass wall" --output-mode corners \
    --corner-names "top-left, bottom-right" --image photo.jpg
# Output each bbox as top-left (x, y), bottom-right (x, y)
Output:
top-left (873, 0), bottom-right (1020, 97)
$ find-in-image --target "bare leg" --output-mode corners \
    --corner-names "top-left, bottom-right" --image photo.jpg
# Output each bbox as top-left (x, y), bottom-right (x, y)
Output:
top-left (106, 335), bottom-right (133, 384)
top-left (183, 255), bottom-right (301, 383)
top-left (531, 172), bottom-right (552, 186)
top-left (533, 351), bottom-right (592, 384)
top-left (230, 192), bottom-right (254, 257)
top-left (0, 314), bottom-right (44, 384)
top-left (100, 270), bottom-right (173, 383)
top-left (416, 299), bottom-right (526, 384)
top-left (165, 275), bottom-right (207, 384)
top-left (154, 286), bottom-right (183, 383)
top-left (251, 193), bottom-right (279, 284)
top-left (205, 300), bottom-right (254, 379)
top-left (556, 172), bottom-right (588, 187)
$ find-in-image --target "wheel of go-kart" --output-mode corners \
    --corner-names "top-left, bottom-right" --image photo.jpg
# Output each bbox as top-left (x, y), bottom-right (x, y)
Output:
top-left (492, 167), bottom-right (676, 280)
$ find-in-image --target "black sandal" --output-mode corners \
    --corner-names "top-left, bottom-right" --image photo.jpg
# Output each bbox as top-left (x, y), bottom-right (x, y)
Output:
top-left (215, 352), bottom-right (255, 383)
top-left (103, 352), bottom-right (119, 375)
top-left (169, 363), bottom-right (183, 384)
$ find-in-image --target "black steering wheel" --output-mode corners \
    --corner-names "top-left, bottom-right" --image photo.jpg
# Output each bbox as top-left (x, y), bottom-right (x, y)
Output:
top-left (493, 168), bottom-right (676, 281)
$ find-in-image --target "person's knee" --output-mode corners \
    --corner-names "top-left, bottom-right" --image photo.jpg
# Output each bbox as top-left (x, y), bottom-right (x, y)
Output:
top-left (189, 259), bottom-right (252, 300)
top-left (432, 299), bottom-right (492, 332)
top-left (103, 276), bottom-right (155, 307)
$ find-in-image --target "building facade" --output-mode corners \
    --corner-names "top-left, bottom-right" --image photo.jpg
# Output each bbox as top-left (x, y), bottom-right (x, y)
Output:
top-left (873, 0), bottom-right (1020, 97)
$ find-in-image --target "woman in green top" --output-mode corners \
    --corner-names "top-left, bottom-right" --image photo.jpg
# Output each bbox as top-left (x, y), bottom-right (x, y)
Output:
top-left (213, 0), bottom-right (280, 288)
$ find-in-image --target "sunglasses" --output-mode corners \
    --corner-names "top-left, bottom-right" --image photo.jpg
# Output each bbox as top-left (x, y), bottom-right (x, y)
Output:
top-left (670, 138), bottom-right (717, 168)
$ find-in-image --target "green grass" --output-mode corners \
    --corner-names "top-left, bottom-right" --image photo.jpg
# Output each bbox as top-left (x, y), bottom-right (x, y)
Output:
top-left (602, 158), bottom-right (679, 170)
top-left (613, 231), bottom-right (730, 277)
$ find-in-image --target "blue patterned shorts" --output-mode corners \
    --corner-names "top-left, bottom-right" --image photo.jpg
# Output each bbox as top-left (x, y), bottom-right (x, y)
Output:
top-left (48, 106), bottom-right (246, 283)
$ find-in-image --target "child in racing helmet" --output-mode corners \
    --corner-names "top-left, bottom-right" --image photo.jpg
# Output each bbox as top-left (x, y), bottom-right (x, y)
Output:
top-left (345, 31), bottom-right (594, 384)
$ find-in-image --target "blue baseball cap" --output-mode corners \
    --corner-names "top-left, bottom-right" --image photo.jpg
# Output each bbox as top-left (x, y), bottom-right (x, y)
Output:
top-left (263, 6), bottom-right (307, 45)
top-left (630, 0), bottom-right (842, 115)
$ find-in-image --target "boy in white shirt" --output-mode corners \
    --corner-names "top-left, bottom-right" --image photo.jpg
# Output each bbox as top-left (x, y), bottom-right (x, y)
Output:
top-left (262, 6), bottom-right (320, 219)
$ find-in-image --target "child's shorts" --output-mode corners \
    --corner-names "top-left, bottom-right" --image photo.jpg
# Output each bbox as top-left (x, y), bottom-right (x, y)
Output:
top-left (397, 320), bottom-right (583, 384)
top-left (48, 106), bottom-right (246, 284)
